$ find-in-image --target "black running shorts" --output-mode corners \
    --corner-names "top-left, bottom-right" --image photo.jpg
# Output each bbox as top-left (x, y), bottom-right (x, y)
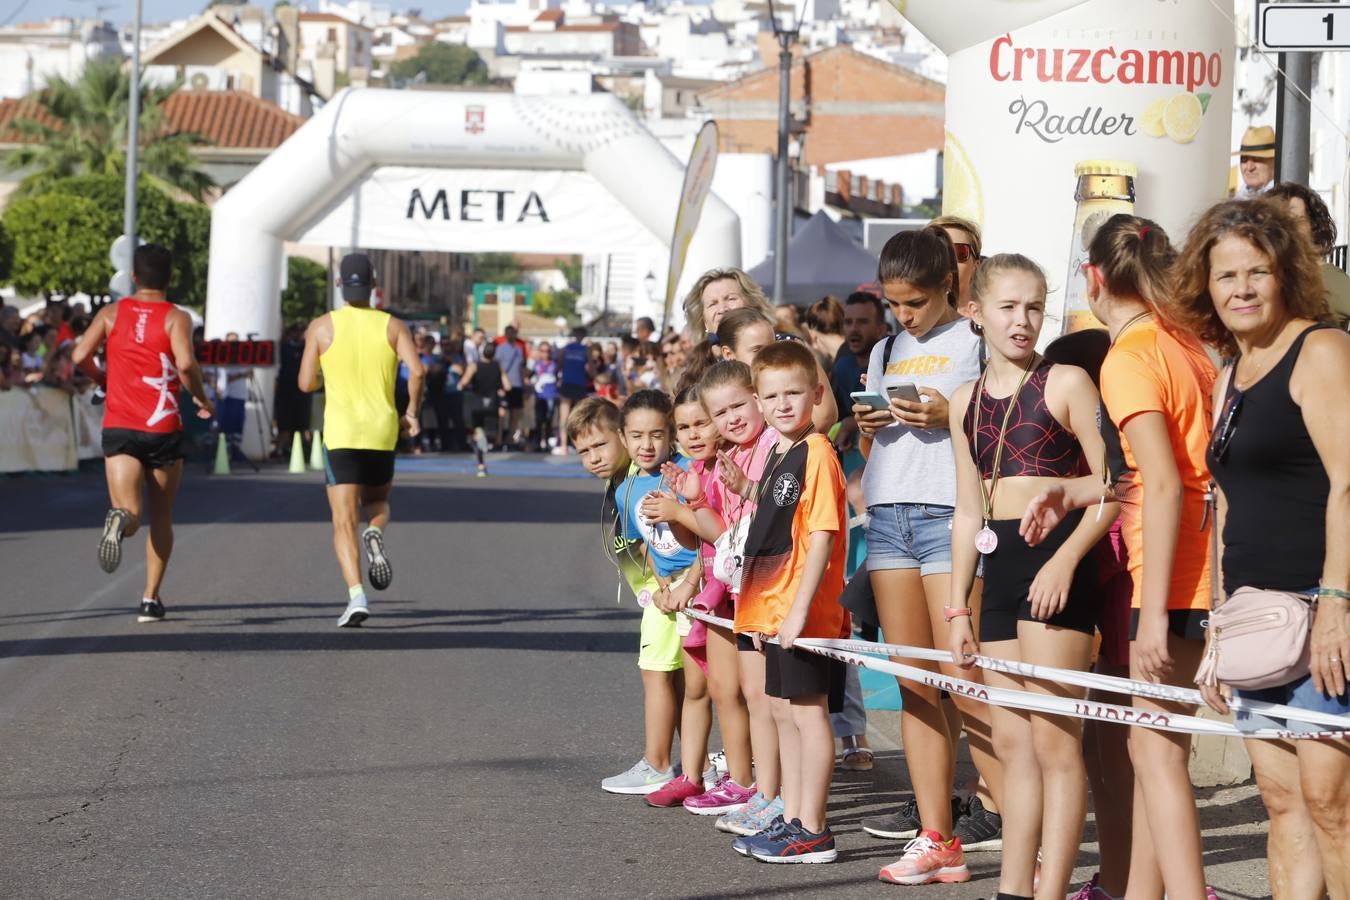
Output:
top-left (323, 447), bottom-right (395, 486)
top-left (763, 641), bottom-right (846, 713)
top-left (102, 428), bottom-right (184, 469)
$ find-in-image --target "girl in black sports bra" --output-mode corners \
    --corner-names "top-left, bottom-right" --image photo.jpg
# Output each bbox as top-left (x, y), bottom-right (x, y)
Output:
top-left (946, 254), bottom-right (1119, 900)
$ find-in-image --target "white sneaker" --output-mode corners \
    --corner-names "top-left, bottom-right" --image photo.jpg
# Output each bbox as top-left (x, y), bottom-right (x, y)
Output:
top-left (600, 757), bottom-right (676, 795)
top-left (337, 595), bottom-right (369, 628)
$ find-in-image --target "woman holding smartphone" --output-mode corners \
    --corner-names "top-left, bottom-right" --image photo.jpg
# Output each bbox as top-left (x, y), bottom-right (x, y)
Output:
top-left (854, 226), bottom-right (1004, 886)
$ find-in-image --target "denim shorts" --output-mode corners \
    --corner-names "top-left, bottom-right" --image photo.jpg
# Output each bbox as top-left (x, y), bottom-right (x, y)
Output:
top-left (1235, 672), bottom-right (1350, 735)
top-left (865, 502), bottom-right (954, 576)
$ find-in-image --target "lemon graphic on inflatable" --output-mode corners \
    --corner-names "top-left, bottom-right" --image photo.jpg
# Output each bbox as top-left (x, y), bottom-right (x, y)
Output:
top-left (943, 130), bottom-right (983, 225)
top-left (1141, 97), bottom-right (1167, 138)
top-left (1163, 92), bottom-right (1203, 144)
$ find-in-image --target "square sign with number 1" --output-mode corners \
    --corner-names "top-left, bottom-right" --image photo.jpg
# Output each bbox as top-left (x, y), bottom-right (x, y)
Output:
top-left (1260, 3), bottom-right (1350, 51)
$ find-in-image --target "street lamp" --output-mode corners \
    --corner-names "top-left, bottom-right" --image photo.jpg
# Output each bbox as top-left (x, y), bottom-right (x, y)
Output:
top-left (123, 0), bottom-right (143, 252)
top-left (767, 0), bottom-right (798, 306)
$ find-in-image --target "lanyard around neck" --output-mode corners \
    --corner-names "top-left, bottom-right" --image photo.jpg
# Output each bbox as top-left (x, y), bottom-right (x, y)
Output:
top-left (973, 358), bottom-right (1037, 523)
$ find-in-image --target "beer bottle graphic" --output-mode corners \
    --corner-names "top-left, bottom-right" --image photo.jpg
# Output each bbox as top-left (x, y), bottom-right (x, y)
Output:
top-left (1062, 160), bottom-right (1137, 335)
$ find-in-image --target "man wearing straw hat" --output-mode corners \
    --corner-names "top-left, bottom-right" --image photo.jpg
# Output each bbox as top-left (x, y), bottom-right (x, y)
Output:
top-left (1232, 124), bottom-right (1277, 198)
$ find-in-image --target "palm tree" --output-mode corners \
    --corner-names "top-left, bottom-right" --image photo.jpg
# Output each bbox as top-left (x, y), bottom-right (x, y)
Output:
top-left (2, 58), bottom-right (214, 201)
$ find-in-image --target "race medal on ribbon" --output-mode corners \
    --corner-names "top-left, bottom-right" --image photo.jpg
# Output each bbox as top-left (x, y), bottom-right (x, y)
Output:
top-left (975, 525), bottom-right (999, 555)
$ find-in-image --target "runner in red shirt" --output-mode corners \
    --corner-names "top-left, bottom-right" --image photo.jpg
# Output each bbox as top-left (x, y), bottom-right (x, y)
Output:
top-left (73, 243), bottom-right (213, 622)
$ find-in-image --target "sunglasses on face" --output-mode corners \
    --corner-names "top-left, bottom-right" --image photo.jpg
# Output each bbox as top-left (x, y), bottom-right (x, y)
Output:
top-left (952, 243), bottom-right (976, 264)
top-left (1209, 389), bottom-right (1243, 462)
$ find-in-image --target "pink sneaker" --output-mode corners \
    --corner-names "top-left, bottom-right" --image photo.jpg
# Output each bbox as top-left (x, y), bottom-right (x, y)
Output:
top-left (646, 774), bottom-right (704, 808)
top-left (878, 830), bottom-right (970, 885)
top-left (683, 773), bottom-right (756, 816)
top-left (1067, 873), bottom-right (1116, 900)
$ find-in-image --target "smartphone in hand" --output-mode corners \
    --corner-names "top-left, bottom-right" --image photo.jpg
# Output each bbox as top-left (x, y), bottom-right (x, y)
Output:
top-left (886, 383), bottom-right (922, 404)
top-left (850, 390), bottom-right (890, 411)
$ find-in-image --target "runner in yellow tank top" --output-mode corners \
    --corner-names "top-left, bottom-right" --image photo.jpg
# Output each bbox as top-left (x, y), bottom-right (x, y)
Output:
top-left (299, 253), bottom-right (425, 627)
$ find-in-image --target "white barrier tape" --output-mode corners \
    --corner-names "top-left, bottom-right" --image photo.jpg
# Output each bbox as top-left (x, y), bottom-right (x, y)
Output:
top-left (684, 610), bottom-right (1350, 741)
top-left (809, 637), bottom-right (1350, 733)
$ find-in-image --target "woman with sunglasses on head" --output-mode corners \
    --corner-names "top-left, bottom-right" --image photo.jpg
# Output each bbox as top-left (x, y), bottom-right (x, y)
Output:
top-left (930, 216), bottom-right (983, 317)
top-left (1023, 214), bottom-right (1217, 900)
top-left (1175, 198), bottom-right (1350, 900)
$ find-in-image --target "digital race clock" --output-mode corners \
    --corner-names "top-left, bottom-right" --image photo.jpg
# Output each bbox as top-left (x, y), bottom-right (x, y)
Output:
top-left (194, 339), bottom-right (277, 367)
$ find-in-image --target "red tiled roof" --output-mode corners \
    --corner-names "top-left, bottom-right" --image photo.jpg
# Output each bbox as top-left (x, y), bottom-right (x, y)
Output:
top-left (0, 91), bottom-right (304, 150)
top-left (535, 10), bottom-right (564, 22)
top-left (0, 98), bottom-right (58, 142)
top-left (160, 90), bottom-right (304, 148)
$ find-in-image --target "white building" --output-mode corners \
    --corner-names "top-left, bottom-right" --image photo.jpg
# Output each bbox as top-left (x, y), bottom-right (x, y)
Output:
top-left (297, 11), bottom-right (375, 76)
top-left (0, 17), bottom-right (121, 100)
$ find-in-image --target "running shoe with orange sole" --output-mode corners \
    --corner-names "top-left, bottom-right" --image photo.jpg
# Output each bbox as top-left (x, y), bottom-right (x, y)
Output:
top-left (878, 830), bottom-right (970, 885)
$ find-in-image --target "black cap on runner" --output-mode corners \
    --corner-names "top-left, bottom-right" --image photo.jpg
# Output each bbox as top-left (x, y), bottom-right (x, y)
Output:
top-left (339, 253), bottom-right (375, 302)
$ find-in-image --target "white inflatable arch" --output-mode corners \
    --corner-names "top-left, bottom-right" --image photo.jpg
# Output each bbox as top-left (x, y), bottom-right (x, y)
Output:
top-left (204, 88), bottom-right (742, 340)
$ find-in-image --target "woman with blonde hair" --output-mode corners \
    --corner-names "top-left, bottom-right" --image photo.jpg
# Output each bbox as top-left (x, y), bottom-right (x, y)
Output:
top-left (682, 268), bottom-right (838, 430)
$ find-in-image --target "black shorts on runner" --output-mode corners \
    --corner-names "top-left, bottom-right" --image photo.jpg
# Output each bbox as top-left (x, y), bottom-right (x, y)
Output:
top-left (102, 428), bottom-right (184, 469)
top-left (764, 642), bottom-right (846, 713)
top-left (505, 387), bottom-right (525, 410)
top-left (559, 383), bottom-right (589, 402)
top-left (323, 447), bottom-right (395, 486)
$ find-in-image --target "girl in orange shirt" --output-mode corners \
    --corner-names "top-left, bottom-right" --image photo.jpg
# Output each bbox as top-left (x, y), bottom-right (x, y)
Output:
top-left (1023, 215), bottom-right (1217, 900)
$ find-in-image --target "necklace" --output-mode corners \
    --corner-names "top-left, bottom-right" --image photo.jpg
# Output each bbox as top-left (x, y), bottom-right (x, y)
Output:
top-left (971, 355), bottom-right (1038, 554)
top-left (1111, 310), bottom-right (1152, 345)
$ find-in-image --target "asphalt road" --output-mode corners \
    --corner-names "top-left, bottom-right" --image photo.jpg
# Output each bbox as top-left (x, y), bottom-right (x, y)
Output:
top-left (2, 459), bottom-right (1272, 899)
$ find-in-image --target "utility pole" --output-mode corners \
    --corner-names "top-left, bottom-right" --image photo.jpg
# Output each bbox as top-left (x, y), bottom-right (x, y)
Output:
top-left (123, 0), bottom-right (143, 250)
top-left (1276, 49), bottom-right (1312, 184)
top-left (769, 0), bottom-right (797, 305)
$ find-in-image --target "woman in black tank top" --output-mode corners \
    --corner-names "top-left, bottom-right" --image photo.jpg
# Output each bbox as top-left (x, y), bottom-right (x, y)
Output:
top-left (1171, 198), bottom-right (1350, 899)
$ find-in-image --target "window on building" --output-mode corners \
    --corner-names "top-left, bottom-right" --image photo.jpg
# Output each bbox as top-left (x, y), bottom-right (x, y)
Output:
top-left (327, 27), bottom-right (337, 42)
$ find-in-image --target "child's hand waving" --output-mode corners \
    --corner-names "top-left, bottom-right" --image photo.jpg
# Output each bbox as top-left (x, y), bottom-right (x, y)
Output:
top-left (716, 450), bottom-right (751, 499)
top-left (660, 460), bottom-right (702, 503)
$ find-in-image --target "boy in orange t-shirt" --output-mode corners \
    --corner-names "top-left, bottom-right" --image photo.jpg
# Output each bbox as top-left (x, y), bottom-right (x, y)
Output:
top-left (729, 340), bottom-right (848, 864)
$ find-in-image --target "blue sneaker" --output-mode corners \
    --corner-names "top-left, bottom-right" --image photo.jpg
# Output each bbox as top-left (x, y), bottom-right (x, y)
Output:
top-left (715, 790), bottom-right (770, 835)
top-left (733, 815), bottom-right (788, 857)
top-left (750, 817), bottom-right (838, 864)
top-left (721, 794), bottom-right (784, 837)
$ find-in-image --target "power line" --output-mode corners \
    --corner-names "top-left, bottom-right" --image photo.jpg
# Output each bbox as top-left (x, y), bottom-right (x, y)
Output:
top-left (1, 0), bottom-right (34, 27)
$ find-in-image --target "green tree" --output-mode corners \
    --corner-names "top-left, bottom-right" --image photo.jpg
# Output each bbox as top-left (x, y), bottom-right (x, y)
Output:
top-left (390, 43), bottom-right (490, 86)
top-left (532, 289), bottom-right (578, 321)
top-left (39, 174), bottom-right (212, 306)
top-left (1, 58), bottom-right (214, 201)
top-left (470, 252), bottom-right (521, 285)
top-left (0, 175), bottom-right (212, 305)
top-left (282, 257), bottom-right (329, 325)
top-left (1, 193), bottom-right (111, 296)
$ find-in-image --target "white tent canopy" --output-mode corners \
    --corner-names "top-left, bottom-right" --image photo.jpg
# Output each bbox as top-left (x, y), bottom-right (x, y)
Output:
top-left (204, 88), bottom-right (742, 340)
